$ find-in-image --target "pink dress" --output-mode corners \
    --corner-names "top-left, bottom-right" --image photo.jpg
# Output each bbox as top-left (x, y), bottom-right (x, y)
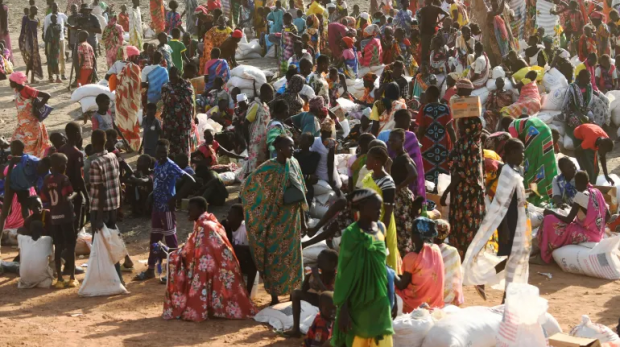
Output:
top-left (396, 243), bottom-right (445, 313)
top-left (538, 186), bottom-right (607, 263)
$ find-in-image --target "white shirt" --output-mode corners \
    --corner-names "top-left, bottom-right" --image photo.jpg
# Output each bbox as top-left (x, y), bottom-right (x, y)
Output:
top-left (473, 54), bottom-right (487, 74)
top-left (310, 137), bottom-right (342, 189)
top-left (107, 61), bottom-right (128, 76)
top-left (595, 66), bottom-right (618, 79)
top-left (43, 12), bottom-right (68, 41)
top-left (232, 221), bottom-right (249, 246)
top-left (17, 235), bottom-right (54, 289)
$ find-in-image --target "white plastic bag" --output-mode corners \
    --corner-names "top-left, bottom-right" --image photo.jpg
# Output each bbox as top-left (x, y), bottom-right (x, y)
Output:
top-left (393, 308), bottom-right (435, 347)
top-left (496, 283), bottom-right (548, 347)
top-left (492, 66), bottom-right (506, 79)
top-left (75, 228), bottom-right (93, 256)
top-left (70, 84), bottom-right (115, 102)
top-left (78, 232), bottom-right (129, 297)
top-left (254, 301), bottom-right (319, 333)
top-left (100, 225), bottom-right (126, 264)
top-left (437, 174), bottom-right (451, 197)
top-left (421, 306), bottom-right (503, 347)
top-left (17, 235), bottom-right (54, 289)
top-left (230, 65), bottom-right (267, 85)
top-left (570, 315), bottom-right (620, 343)
top-left (527, 204), bottom-right (544, 229)
top-left (552, 235), bottom-right (620, 280)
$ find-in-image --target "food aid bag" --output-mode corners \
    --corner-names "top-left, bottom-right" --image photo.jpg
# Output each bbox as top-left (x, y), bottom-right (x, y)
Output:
top-left (552, 235), bottom-right (620, 280)
top-left (496, 283), bottom-right (547, 347)
top-left (100, 225), bottom-right (127, 264)
top-left (393, 308), bottom-right (435, 347)
top-left (570, 315), bottom-right (620, 343)
top-left (254, 301), bottom-right (319, 333)
top-left (421, 306), bottom-right (503, 347)
top-left (75, 228), bottom-right (93, 256)
top-left (78, 232), bottom-right (128, 297)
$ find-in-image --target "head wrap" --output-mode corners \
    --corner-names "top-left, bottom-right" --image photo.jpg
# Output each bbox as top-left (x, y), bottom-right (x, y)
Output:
top-left (542, 36), bottom-right (553, 45)
top-left (350, 188), bottom-right (379, 204)
top-left (309, 95), bottom-right (325, 110)
top-left (194, 5), bottom-right (209, 15)
top-left (236, 93), bottom-right (248, 102)
top-left (363, 72), bottom-right (378, 83)
top-left (326, 2), bottom-right (336, 8)
top-left (435, 219), bottom-right (450, 240)
top-left (9, 72), bottom-right (28, 85)
top-left (591, 11), bottom-right (603, 19)
top-left (342, 36), bottom-right (355, 49)
top-left (217, 15), bottom-right (228, 26)
top-left (363, 24), bottom-right (380, 38)
top-left (455, 78), bottom-right (474, 90)
top-left (360, 12), bottom-right (369, 20)
top-left (232, 29), bottom-right (243, 38)
top-left (341, 16), bottom-right (356, 28)
top-left (80, 3), bottom-right (92, 11)
top-left (321, 117), bottom-right (336, 133)
top-left (287, 74), bottom-right (306, 94)
top-left (125, 45), bottom-right (140, 57)
top-left (412, 217), bottom-right (438, 242)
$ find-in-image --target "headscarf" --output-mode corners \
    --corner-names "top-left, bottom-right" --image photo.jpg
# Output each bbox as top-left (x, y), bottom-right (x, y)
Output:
top-left (542, 36), bottom-right (553, 45)
top-left (236, 93), bottom-right (248, 102)
top-left (194, 5), bottom-right (209, 15)
top-left (364, 72), bottom-right (378, 83)
top-left (341, 16), bottom-right (356, 28)
top-left (412, 217), bottom-right (438, 242)
top-left (591, 11), bottom-right (603, 20)
top-left (232, 29), bottom-right (243, 38)
top-left (435, 219), bottom-right (450, 240)
top-left (279, 74), bottom-right (306, 114)
top-left (342, 36), bottom-right (355, 49)
top-left (484, 131), bottom-right (512, 157)
top-left (455, 78), bottom-right (474, 90)
top-left (363, 24), bottom-right (380, 38)
top-left (108, 15), bottom-right (117, 26)
top-left (326, 2), bottom-right (336, 9)
top-left (309, 95), bottom-right (325, 110)
top-left (125, 45), bottom-right (140, 57)
top-left (9, 72), bottom-right (28, 85)
top-left (287, 74), bottom-right (305, 93)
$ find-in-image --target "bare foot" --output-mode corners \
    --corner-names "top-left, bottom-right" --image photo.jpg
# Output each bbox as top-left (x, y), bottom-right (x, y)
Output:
top-left (283, 329), bottom-right (302, 338)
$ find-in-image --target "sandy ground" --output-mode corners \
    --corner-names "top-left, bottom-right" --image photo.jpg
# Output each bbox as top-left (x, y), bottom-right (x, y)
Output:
top-left (1, 0), bottom-right (620, 345)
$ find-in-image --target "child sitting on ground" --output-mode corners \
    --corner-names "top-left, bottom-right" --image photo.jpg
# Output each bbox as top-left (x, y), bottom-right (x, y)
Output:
top-left (285, 249), bottom-right (338, 338)
top-left (303, 291), bottom-right (335, 347)
top-left (198, 129), bottom-right (247, 170)
top-left (92, 93), bottom-right (114, 131)
top-left (294, 133), bottom-right (321, 203)
top-left (221, 204), bottom-right (257, 294)
top-left (17, 221), bottom-right (54, 288)
top-left (208, 98), bottom-right (234, 127)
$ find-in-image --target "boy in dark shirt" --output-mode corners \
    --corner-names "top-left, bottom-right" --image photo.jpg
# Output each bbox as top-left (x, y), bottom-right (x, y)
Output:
top-left (40, 153), bottom-right (78, 289)
top-left (139, 103), bottom-right (161, 157)
top-left (418, 0), bottom-right (449, 60)
top-left (293, 133), bottom-right (320, 203)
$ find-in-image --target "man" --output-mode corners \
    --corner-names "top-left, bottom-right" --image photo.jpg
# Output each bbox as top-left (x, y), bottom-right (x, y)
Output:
top-left (66, 4), bottom-right (79, 58)
top-left (219, 28), bottom-right (243, 67)
top-left (43, 2), bottom-right (68, 80)
top-left (418, 0), bottom-right (449, 61)
top-left (59, 122), bottom-right (89, 232)
top-left (307, 54), bottom-right (330, 103)
top-left (573, 123), bottom-right (615, 185)
top-left (468, 42), bottom-right (490, 89)
top-left (76, 4), bottom-right (101, 55)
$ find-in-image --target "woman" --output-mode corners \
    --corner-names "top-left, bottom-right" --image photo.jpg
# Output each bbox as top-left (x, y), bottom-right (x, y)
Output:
top-left (102, 15), bottom-right (124, 68)
top-left (360, 24), bottom-right (383, 70)
top-left (508, 116), bottom-right (557, 205)
top-left (245, 83), bottom-right (274, 174)
top-left (280, 13), bottom-right (299, 74)
top-left (150, 0), bottom-right (166, 33)
top-left (484, 131), bottom-right (512, 157)
top-left (563, 69), bottom-right (595, 141)
top-left (9, 72), bottom-right (51, 157)
top-left (416, 85), bottom-right (455, 187)
top-left (352, 72), bottom-right (377, 108)
top-left (369, 82), bottom-right (407, 135)
top-left (306, 14), bottom-right (321, 56)
top-left (433, 220), bottom-right (464, 306)
top-left (468, 42), bottom-right (491, 89)
top-left (163, 197), bottom-right (257, 321)
top-left (129, 0), bottom-right (143, 49)
top-left (535, 171), bottom-right (609, 264)
top-left (552, 156), bottom-right (578, 207)
top-left (19, 6), bottom-right (42, 83)
top-left (0, 0), bottom-right (12, 63)
top-left (340, 36), bottom-right (358, 80)
top-left (91, 0), bottom-right (108, 41)
top-left (429, 36), bottom-right (449, 76)
top-left (411, 63), bottom-right (434, 99)
top-left (267, 99), bottom-right (293, 158)
top-left (483, 78), bottom-right (513, 132)
top-left (203, 48), bottom-right (231, 90)
top-left (331, 189), bottom-right (394, 347)
top-left (114, 48), bottom-right (142, 152)
top-left (276, 74), bottom-right (305, 116)
top-left (328, 21), bottom-right (348, 59)
top-left (395, 217), bottom-right (445, 313)
top-left (441, 117), bottom-right (486, 259)
top-left (501, 71), bottom-right (542, 118)
top-left (161, 67), bottom-right (195, 157)
top-left (362, 146), bottom-right (401, 273)
top-left (484, 0), bottom-right (516, 65)
top-left (241, 135), bottom-right (306, 305)
top-left (200, 16), bottom-right (233, 75)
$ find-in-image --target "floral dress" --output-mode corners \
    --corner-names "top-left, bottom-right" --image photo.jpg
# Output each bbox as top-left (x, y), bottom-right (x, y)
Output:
top-left (163, 212), bottom-right (257, 321)
top-left (161, 80), bottom-right (195, 157)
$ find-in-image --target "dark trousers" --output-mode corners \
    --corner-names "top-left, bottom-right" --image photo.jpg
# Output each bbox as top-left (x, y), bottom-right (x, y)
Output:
top-left (52, 222), bottom-right (76, 277)
top-left (147, 233), bottom-right (179, 268)
top-left (421, 33), bottom-right (434, 64)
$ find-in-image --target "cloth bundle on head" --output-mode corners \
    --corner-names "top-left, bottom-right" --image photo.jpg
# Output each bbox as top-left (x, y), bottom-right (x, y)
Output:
top-left (342, 36), bottom-right (356, 49)
top-left (194, 5), bottom-right (209, 15)
top-left (309, 95), bottom-right (325, 110)
top-left (237, 93), bottom-right (248, 103)
top-left (9, 72), bottom-right (28, 85)
top-left (125, 45), bottom-right (140, 57)
top-left (455, 78), bottom-right (474, 90)
top-left (364, 24), bottom-right (380, 38)
top-left (342, 16), bottom-right (356, 28)
top-left (412, 217), bottom-right (438, 242)
top-left (232, 29), bottom-right (243, 38)
top-left (363, 72), bottom-right (378, 83)
top-left (360, 12), bottom-right (369, 20)
top-left (435, 219), bottom-right (450, 240)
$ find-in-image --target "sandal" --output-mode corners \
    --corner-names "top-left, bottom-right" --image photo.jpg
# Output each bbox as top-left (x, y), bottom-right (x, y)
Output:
top-left (54, 280), bottom-right (66, 289)
top-left (66, 279), bottom-right (80, 288)
top-left (133, 271), bottom-right (155, 281)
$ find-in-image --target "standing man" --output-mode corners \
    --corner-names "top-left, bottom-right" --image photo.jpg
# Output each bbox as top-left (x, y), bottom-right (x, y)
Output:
top-left (59, 122), bottom-right (89, 233)
top-left (43, 2), bottom-right (68, 80)
top-left (418, 0), bottom-right (449, 62)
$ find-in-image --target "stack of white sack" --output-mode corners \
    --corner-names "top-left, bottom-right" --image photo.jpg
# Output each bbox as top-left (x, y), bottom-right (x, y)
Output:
top-left (196, 113), bottom-right (224, 142)
top-left (309, 181), bottom-right (339, 219)
top-left (393, 308), bottom-right (437, 347)
top-left (71, 84), bottom-right (115, 113)
top-left (552, 234), bottom-right (620, 280)
top-left (570, 315), bottom-right (620, 345)
top-left (541, 84), bottom-right (568, 111)
top-left (335, 153), bottom-right (353, 187)
top-left (536, 0), bottom-right (559, 47)
top-left (607, 90), bottom-right (620, 127)
top-left (542, 68), bottom-right (569, 93)
top-left (347, 76), bottom-right (382, 100)
top-left (236, 39), bottom-right (263, 60)
top-left (358, 65), bottom-right (386, 79)
top-left (227, 65), bottom-right (267, 99)
top-left (486, 66), bottom-right (519, 101)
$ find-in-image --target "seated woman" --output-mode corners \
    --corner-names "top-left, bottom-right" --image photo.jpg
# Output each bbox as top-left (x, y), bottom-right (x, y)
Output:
top-left (359, 24), bottom-right (383, 73)
top-left (369, 82), bottom-right (407, 135)
top-left (311, 118), bottom-right (342, 195)
top-left (433, 220), bottom-right (464, 307)
top-left (552, 157), bottom-right (578, 208)
top-left (501, 71), bottom-right (542, 118)
top-left (163, 197), bottom-right (257, 321)
top-left (467, 42), bottom-right (490, 89)
top-left (190, 150), bottom-right (229, 206)
top-left (395, 217), bottom-right (445, 313)
top-left (429, 35), bottom-right (449, 76)
top-left (534, 171), bottom-right (609, 264)
top-left (483, 78), bottom-right (513, 132)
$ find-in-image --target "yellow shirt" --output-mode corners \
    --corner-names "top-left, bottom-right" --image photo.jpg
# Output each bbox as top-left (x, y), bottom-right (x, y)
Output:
top-left (450, 3), bottom-right (469, 27)
top-left (574, 63), bottom-right (586, 80)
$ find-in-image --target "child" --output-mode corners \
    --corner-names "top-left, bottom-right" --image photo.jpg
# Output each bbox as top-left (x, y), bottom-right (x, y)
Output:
top-left (433, 219), bottom-right (464, 306)
top-left (326, 67), bottom-right (348, 107)
top-left (285, 249), bottom-right (338, 338)
top-left (126, 154), bottom-right (154, 217)
top-left (221, 204), bottom-right (257, 294)
top-left (595, 54), bottom-right (617, 92)
top-left (156, 32), bottom-right (174, 69)
top-left (301, 33), bottom-right (315, 60)
top-left (174, 153), bottom-right (195, 175)
top-left (118, 4), bottom-right (130, 32)
top-left (483, 78), bottom-right (514, 132)
top-left (44, 132), bottom-right (67, 157)
top-left (190, 149), bottom-right (229, 205)
top-left (105, 129), bottom-right (134, 179)
top-left (293, 133), bottom-right (321, 202)
top-left (139, 103), bottom-right (161, 157)
top-left (294, 9), bottom-right (306, 34)
top-left (40, 153), bottom-right (78, 289)
top-left (204, 76), bottom-right (231, 111)
top-left (44, 14), bottom-right (62, 83)
top-left (20, 196), bottom-right (52, 238)
top-left (207, 98), bottom-right (233, 127)
top-left (76, 30), bottom-right (95, 86)
top-left (168, 28), bottom-right (189, 73)
top-left (303, 292), bottom-right (335, 347)
top-left (350, 4), bottom-right (360, 17)
top-left (17, 221), bottom-right (54, 288)
top-left (92, 94), bottom-right (114, 131)
top-left (164, 0), bottom-right (183, 35)
top-left (198, 129), bottom-right (247, 168)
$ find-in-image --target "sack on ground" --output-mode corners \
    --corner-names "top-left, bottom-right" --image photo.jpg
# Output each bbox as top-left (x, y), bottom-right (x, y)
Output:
top-left (542, 87), bottom-right (567, 111)
top-left (17, 235), bottom-right (54, 289)
top-left (78, 232), bottom-right (129, 297)
top-left (551, 235), bottom-right (620, 280)
top-left (75, 228), bottom-right (93, 256)
top-left (230, 65), bottom-right (267, 85)
top-left (563, 134), bottom-right (574, 150)
top-left (542, 68), bottom-right (569, 92)
top-left (254, 301), bottom-right (319, 334)
top-left (570, 315), bottom-right (620, 343)
top-left (496, 283), bottom-right (548, 347)
top-left (421, 306), bottom-right (503, 347)
top-left (393, 308), bottom-right (435, 347)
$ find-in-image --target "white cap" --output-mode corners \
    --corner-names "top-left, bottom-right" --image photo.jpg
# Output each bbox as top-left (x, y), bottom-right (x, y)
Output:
top-left (236, 93), bottom-right (248, 102)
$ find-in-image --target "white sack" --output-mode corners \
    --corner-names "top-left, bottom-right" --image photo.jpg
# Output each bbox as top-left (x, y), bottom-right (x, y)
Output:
top-left (552, 235), bottom-right (620, 280)
top-left (393, 308), bottom-right (435, 347)
top-left (17, 235), bottom-right (54, 289)
top-left (78, 232), bottom-right (129, 297)
top-left (230, 65), bottom-right (267, 85)
top-left (80, 96), bottom-right (98, 113)
top-left (254, 301), bottom-right (320, 334)
top-left (541, 86), bottom-right (567, 111)
top-left (570, 315), bottom-right (620, 343)
top-left (71, 84), bottom-right (115, 102)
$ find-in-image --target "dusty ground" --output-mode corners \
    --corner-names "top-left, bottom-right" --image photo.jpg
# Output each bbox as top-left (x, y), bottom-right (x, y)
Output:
top-left (1, 0), bottom-right (620, 346)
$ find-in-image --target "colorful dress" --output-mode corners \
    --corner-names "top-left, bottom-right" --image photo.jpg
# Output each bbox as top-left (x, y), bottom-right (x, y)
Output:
top-left (501, 82), bottom-right (541, 118)
top-left (596, 23), bottom-right (611, 57)
top-left (18, 17), bottom-right (43, 79)
top-left (417, 102), bottom-right (453, 186)
top-left (200, 27), bottom-right (233, 75)
top-left (360, 37), bottom-right (382, 67)
top-left (118, 12), bottom-right (129, 32)
top-left (508, 117), bottom-right (558, 205)
top-left (44, 23), bottom-right (61, 76)
top-left (396, 243), bottom-right (445, 313)
top-left (150, 0), bottom-right (166, 33)
top-left (562, 82), bottom-right (592, 141)
top-left (369, 99), bottom-right (407, 133)
top-left (203, 59), bottom-right (231, 90)
top-left (577, 35), bottom-right (597, 62)
top-left (115, 62), bottom-right (142, 152)
top-left (165, 11), bottom-right (182, 34)
top-left (163, 211), bottom-right (257, 321)
top-left (280, 24), bottom-right (299, 74)
top-left (129, 7), bottom-right (143, 49)
top-left (102, 19), bottom-right (124, 68)
top-left (539, 186), bottom-right (607, 263)
top-left (483, 90), bottom-right (513, 132)
top-left (241, 157), bottom-right (306, 296)
top-left (246, 100), bottom-right (271, 173)
top-left (342, 47), bottom-right (359, 79)
top-left (12, 86), bottom-right (50, 157)
top-left (0, 5), bottom-right (12, 63)
top-left (449, 118), bottom-right (486, 258)
top-left (161, 79), bottom-right (195, 157)
top-left (331, 222), bottom-right (394, 347)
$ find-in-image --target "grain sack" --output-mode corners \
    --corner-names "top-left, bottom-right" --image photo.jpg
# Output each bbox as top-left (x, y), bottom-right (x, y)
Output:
top-left (541, 86), bottom-right (567, 111)
top-left (552, 236), bottom-right (620, 280)
top-left (570, 315), bottom-right (620, 343)
top-left (393, 308), bottom-right (435, 347)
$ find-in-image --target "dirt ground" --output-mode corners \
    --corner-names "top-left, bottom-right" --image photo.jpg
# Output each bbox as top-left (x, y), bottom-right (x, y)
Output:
top-left (1, 0), bottom-right (620, 345)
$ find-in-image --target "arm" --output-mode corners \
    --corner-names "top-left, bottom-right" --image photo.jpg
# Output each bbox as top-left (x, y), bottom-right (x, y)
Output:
top-left (371, 121), bottom-right (380, 136)
top-left (600, 151), bottom-right (615, 185)
top-left (168, 173), bottom-right (197, 209)
top-left (447, 122), bottom-right (456, 144)
top-left (0, 159), bottom-right (18, 231)
top-left (327, 146), bottom-right (341, 196)
top-left (394, 271), bottom-right (412, 290)
top-left (544, 202), bottom-right (579, 224)
top-left (38, 91), bottom-right (51, 104)
top-left (311, 267), bottom-right (329, 292)
top-left (440, 174), bottom-right (461, 206)
top-left (305, 197), bottom-right (347, 237)
top-left (217, 145), bottom-right (247, 160)
top-left (396, 160), bottom-right (417, 191)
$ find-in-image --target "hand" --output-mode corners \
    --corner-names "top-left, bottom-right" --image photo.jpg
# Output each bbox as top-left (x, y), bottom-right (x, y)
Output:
top-left (440, 194), bottom-right (448, 207)
top-left (308, 174), bottom-right (319, 185)
top-left (168, 197), bottom-right (178, 211)
top-left (338, 304), bottom-right (352, 333)
top-left (306, 226), bottom-right (318, 237)
top-left (607, 175), bottom-right (615, 186)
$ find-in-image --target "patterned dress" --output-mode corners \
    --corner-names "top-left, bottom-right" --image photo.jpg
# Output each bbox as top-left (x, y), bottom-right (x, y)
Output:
top-left (12, 86), bottom-right (50, 157)
top-left (449, 118), bottom-right (486, 258)
top-left (150, 0), bottom-right (166, 33)
top-left (161, 79), bottom-right (195, 157)
top-left (115, 62), bottom-right (142, 151)
top-left (246, 100), bottom-right (271, 173)
top-left (417, 102), bottom-right (453, 186)
top-left (19, 16), bottom-right (43, 79)
top-left (200, 27), bottom-right (233, 75)
top-left (102, 19), bottom-right (124, 68)
top-left (163, 212), bottom-right (257, 321)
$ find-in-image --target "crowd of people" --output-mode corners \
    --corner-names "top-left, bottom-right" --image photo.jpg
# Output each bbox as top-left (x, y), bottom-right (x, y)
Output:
top-left (1, 0), bottom-right (620, 345)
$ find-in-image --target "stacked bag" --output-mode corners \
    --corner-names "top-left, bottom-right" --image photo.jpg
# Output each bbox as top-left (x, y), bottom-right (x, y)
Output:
top-left (71, 82), bottom-right (115, 113)
top-left (226, 65), bottom-right (268, 99)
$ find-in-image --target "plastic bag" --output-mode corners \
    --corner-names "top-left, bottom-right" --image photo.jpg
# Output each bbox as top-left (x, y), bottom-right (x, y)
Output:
top-left (563, 134), bottom-right (574, 150)
top-left (100, 225), bottom-right (126, 264)
top-left (542, 68), bottom-right (568, 92)
top-left (75, 228), bottom-right (93, 256)
top-left (570, 315), bottom-right (620, 343)
top-left (552, 235), bottom-right (620, 280)
top-left (78, 232), bottom-right (129, 297)
top-left (254, 301), bottom-right (319, 333)
top-left (496, 283), bottom-right (548, 347)
top-left (393, 308), bottom-right (435, 347)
